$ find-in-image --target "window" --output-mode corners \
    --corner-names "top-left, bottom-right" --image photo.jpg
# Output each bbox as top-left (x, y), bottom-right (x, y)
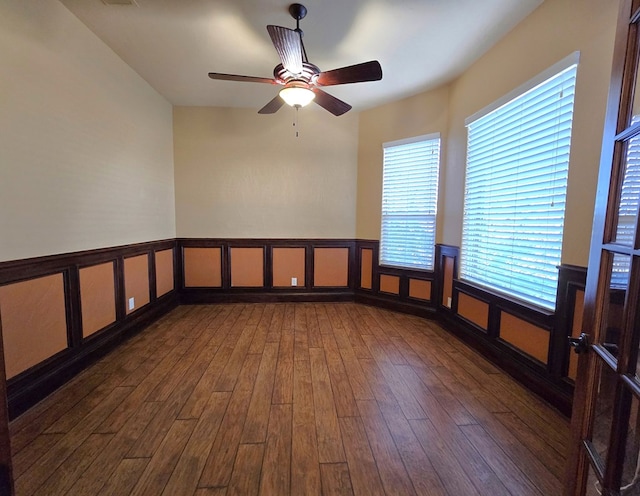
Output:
top-left (380, 134), bottom-right (440, 270)
top-left (461, 53), bottom-right (579, 309)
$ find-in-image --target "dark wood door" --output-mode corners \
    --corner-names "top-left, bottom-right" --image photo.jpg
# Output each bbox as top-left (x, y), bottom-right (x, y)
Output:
top-left (565, 1), bottom-right (640, 494)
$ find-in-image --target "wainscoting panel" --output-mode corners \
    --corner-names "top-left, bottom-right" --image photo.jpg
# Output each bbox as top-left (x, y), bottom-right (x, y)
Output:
top-left (230, 247), bottom-right (265, 288)
top-left (457, 292), bottom-right (489, 331)
top-left (434, 244), bottom-right (459, 312)
top-left (155, 249), bottom-right (175, 297)
top-left (499, 312), bottom-right (550, 364)
top-left (442, 256), bottom-right (455, 308)
top-left (272, 247), bottom-right (305, 288)
top-left (408, 279), bottom-right (431, 301)
top-left (360, 248), bottom-right (373, 290)
top-left (379, 274), bottom-right (400, 295)
top-left (183, 247), bottom-right (222, 288)
top-left (124, 254), bottom-right (150, 315)
top-left (79, 262), bottom-right (116, 338)
top-left (0, 274), bottom-right (68, 379)
top-left (313, 247), bottom-right (349, 287)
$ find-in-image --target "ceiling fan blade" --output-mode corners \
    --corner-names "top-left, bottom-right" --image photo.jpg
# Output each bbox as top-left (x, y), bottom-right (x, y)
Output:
top-left (312, 88), bottom-right (352, 116)
top-left (267, 25), bottom-right (303, 75)
top-left (208, 72), bottom-right (277, 84)
top-left (258, 95), bottom-right (285, 114)
top-left (316, 61), bottom-right (383, 86)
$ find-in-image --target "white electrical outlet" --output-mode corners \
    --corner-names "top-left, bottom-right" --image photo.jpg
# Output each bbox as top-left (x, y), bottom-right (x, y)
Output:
top-left (128, 297), bottom-right (135, 310)
top-left (447, 296), bottom-right (452, 308)
top-left (291, 277), bottom-right (297, 287)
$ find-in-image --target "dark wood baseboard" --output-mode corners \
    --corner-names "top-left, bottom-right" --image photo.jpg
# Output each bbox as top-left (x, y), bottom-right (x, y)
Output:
top-left (7, 292), bottom-right (179, 419)
top-left (0, 464), bottom-right (10, 496)
top-left (180, 290), bottom-right (355, 304)
top-left (355, 293), bottom-right (436, 320)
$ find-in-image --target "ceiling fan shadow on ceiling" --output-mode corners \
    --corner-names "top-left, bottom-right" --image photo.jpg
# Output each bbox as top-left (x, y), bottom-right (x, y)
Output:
top-left (208, 3), bottom-right (383, 116)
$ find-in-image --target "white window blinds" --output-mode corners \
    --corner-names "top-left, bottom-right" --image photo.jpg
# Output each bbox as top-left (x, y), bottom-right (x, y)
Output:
top-left (612, 121), bottom-right (640, 287)
top-left (461, 57), bottom-right (578, 309)
top-left (380, 134), bottom-right (440, 270)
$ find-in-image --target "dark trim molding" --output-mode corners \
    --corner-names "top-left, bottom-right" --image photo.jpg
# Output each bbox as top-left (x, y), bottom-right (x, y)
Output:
top-left (0, 238), bottom-right (587, 420)
top-left (431, 247), bottom-right (586, 416)
top-left (0, 239), bottom-right (176, 286)
top-left (0, 239), bottom-right (178, 419)
top-left (454, 280), bottom-right (555, 328)
top-left (435, 244), bottom-right (459, 312)
top-left (356, 240), bottom-right (380, 293)
top-left (438, 309), bottom-right (574, 416)
top-left (355, 293), bottom-right (436, 319)
top-left (355, 239), bottom-right (436, 312)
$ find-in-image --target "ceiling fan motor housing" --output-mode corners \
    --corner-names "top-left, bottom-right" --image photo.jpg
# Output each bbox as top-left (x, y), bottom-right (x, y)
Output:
top-left (274, 62), bottom-right (320, 85)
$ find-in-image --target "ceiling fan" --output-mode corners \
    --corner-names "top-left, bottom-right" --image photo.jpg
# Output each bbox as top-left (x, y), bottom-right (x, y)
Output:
top-left (208, 3), bottom-right (383, 116)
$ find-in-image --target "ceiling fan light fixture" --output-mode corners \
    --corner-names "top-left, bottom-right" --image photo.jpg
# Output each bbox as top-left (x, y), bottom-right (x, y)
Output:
top-left (279, 84), bottom-right (315, 108)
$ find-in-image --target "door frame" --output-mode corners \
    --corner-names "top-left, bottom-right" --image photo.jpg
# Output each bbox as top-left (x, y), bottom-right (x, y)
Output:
top-left (0, 316), bottom-right (14, 495)
top-left (565, 1), bottom-right (640, 494)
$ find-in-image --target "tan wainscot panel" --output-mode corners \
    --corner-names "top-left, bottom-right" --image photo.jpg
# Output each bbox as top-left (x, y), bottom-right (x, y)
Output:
top-left (409, 279), bottom-right (431, 301)
top-left (155, 249), bottom-right (174, 297)
top-left (360, 248), bottom-right (373, 289)
top-left (272, 247), bottom-right (305, 288)
top-left (231, 247), bottom-right (264, 287)
top-left (500, 312), bottom-right (550, 364)
top-left (442, 256), bottom-right (454, 307)
top-left (79, 262), bottom-right (116, 337)
top-left (124, 254), bottom-right (150, 315)
top-left (0, 274), bottom-right (68, 379)
top-left (314, 247), bottom-right (349, 287)
top-left (379, 274), bottom-right (400, 295)
top-left (184, 247), bottom-right (222, 287)
top-left (457, 292), bottom-right (489, 330)
top-left (568, 289), bottom-right (585, 380)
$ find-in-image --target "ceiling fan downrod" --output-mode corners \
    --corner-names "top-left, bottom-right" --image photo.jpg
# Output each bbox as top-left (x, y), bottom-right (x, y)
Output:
top-left (289, 4), bottom-right (308, 63)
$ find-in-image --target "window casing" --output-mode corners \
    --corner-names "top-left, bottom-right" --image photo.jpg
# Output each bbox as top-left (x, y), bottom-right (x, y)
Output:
top-left (380, 134), bottom-right (440, 271)
top-left (460, 53), bottom-right (579, 309)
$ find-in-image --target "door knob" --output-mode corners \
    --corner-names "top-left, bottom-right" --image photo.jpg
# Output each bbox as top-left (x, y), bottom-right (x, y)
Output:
top-left (568, 332), bottom-right (590, 354)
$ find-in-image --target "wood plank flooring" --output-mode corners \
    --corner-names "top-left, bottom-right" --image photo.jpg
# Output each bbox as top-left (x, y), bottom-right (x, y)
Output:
top-left (9, 303), bottom-right (569, 495)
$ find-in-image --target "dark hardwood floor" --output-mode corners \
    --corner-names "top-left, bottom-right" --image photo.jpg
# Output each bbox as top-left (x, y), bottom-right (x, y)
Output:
top-left (9, 303), bottom-right (568, 495)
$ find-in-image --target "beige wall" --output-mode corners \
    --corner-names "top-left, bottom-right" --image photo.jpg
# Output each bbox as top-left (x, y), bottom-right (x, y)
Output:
top-left (357, 0), bottom-right (619, 267)
top-left (173, 106), bottom-right (358, 239)
top-left (0, 0), bottom-right (176, 263)
top-left (356, 86), bottom-right (450, 241)
top-left (1, 0), bottom-right (619, 269)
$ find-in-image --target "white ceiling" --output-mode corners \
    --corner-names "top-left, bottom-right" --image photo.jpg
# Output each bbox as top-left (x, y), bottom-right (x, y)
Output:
top-left (59, 0), bottom-right (543, 112)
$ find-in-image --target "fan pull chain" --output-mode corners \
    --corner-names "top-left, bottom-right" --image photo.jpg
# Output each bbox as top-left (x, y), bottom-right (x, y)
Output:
top-left (293, 106), bottom-right (300, 138)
